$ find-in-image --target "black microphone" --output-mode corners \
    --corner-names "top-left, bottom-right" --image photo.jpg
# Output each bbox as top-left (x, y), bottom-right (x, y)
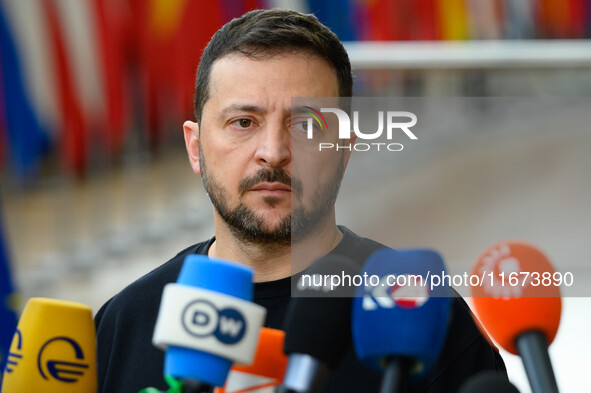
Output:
top-left (458, 371), bottom-right (520, 393)
top-left (277, 255), bottom-right (359, 393)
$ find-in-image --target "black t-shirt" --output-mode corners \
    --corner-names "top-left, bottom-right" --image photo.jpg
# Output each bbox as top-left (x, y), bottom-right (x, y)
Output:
top-left (95, 227), bottom-right (506, 393)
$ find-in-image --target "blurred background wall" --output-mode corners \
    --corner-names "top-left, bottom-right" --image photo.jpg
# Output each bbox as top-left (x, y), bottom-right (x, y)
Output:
top-left (1, 0), bottom-right (591, 391)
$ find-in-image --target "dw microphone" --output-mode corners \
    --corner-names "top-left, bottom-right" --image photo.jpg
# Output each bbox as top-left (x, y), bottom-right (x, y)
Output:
top-left (150, 255), bottom-right (266, 392)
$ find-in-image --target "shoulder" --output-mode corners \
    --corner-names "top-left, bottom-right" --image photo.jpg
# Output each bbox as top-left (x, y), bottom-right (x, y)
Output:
top-left (333, 227), bottom-right (506, 389)
top-left (332, 226), bottom-right (387, 267)
top-left (94, 241), bottom-right (209, 326)
top-left (420, 295), bottom-right (507, 391)
top-left (94, 240), bottom-right (213, 392)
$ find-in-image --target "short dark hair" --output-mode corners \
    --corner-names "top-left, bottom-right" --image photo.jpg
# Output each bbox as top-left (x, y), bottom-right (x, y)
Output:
top-left (194, 9), bottom-right (352, 123)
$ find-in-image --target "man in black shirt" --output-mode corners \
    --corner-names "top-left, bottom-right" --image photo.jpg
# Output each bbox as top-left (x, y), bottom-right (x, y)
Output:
top-left (95, 9), bottom-right (506, 393)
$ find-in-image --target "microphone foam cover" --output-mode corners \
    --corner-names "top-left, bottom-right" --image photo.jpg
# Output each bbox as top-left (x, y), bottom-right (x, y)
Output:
top-left (283, 255), bottom-right (360, 368)
top-left (351, 248), bottom-right (452, 380)
top-left (177, 254), bottom-right (254, 300)
top-left (1, 298), bottom-right (97, 393)
top-left (161, 255), bottom-right (263, 386)
top-left (471, 241), bottom-right (561, 354)
top-left (216, 328), bottom-right (287, 393)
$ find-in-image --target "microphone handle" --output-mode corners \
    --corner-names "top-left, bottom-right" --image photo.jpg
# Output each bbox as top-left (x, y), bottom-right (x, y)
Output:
top-left (380, 357), bottom-right (411, 393)
top-left (181, 379), bottom-right (214, 393)
top-left (515, 331), bottom-right (559, 393)
top-left (276, 353), bottom-right (329, 393)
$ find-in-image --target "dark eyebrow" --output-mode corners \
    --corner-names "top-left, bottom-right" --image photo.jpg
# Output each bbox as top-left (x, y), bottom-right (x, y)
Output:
top-left (291, 105), bottom-right (315, 115)
top-left (220, 104), bottom-right (266, 117)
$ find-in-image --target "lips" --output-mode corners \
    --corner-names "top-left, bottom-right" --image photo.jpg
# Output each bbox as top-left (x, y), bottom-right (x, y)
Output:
top-left (249, 182), bottom-right (291, 193)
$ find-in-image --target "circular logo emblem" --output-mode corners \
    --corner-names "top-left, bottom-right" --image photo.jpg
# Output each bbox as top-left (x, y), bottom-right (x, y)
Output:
top-left (37, 336), bottom-right (89, 382)
top-left (181, 300), bottom-right (219, 337)
top-left (215, 308), bottom-right (247, 344)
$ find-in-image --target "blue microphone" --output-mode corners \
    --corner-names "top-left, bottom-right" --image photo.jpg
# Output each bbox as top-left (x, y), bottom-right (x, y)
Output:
top-left (351, 248), bottom-right (452, 393)
top-left (150, 255), bottom-right (266, 391)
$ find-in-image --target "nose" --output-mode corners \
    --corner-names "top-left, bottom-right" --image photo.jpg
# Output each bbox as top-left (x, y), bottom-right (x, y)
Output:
top-left (254, 122), bottom-right (291, 168)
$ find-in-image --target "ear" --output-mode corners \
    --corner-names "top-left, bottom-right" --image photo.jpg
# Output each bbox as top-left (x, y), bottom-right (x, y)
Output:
top-left (183, 121), bottom-right (201, 175)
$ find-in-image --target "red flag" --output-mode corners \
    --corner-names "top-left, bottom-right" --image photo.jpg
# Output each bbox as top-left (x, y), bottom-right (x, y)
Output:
top-left (43, 0), bottom-right (88, 176)
top-left (568, 0), bottom-right (587, 37)
top-left (92, 0), bottom-right (129, 158)
top-left (415, 0), bottom-right (442, 40)
top-left (175, 0), bottom-right (224, 120)
top-left (365, 0), bottom-right (397, 40)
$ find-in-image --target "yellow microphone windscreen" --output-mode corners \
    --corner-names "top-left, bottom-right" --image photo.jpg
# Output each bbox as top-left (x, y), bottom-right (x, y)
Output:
top-left (1, 297), bottom-right (97, 393)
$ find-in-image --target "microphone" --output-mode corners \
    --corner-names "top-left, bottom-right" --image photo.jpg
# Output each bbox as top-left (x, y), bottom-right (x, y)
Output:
top-left (351, 248), bottom-right (452, 393)
top-left (471, 241), bottom-right (561, 393)
top-left (1, 297), bottom-right (97, 393)
top-left (215, 328), bottom-right (287, 393)
top-left (458, 371), bottom-right (520, 393)
top-left (151, 255), bottom-right (266, 392)
top-left (277, 255), bottom-right (360, 393)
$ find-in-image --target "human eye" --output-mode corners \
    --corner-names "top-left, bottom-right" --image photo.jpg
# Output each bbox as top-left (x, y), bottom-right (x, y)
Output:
top-left (231, 118), bottom-right (255, 129)
top-left (290, 117), bottom-right (310, 132)
top-left (289, 117), bottom-right (319, 139)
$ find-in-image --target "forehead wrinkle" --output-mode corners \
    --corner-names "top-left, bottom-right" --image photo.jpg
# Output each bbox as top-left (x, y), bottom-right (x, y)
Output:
top-left (221, 104), bottom-right (267, 117)
top-left (206, 53), bottom-right (340, 122)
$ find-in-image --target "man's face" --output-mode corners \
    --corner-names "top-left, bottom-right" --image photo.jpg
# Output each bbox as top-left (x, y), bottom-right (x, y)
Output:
top-left (185, 52), bottom-right (349, 246)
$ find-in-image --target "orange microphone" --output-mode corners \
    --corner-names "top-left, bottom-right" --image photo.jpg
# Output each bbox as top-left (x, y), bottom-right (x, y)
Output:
top-left (471, 241), bottom-right (561, 393)
top-left (215, 328), bottom-right (287, 393)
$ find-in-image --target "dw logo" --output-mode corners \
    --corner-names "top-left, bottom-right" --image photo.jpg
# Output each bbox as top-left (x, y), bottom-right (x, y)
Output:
top-left (182, 300), bottom-right (246, 345)
top-left (37, 336), bottom-right (89, 383)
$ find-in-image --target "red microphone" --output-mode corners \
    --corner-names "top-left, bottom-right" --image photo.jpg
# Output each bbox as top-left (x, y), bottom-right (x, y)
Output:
top-left (471, 241), bottom-right (561, 393)
top-left (215, 328), bottom-right (287, 393)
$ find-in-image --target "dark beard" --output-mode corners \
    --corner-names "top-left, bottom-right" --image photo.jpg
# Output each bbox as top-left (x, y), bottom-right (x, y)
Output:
top-left (199, 144), bottom-right (343, 248)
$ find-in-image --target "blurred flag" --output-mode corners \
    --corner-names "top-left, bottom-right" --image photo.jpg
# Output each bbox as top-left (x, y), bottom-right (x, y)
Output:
top-left (92, 0), bottom-right (130, 159)
top-left (537, 0), bottom-right (571, 38)
top-left (0, 1), bottom-right (50, 180)
top-left (220, 0), bottom-right (247, 20)
top-left (414, 0), bottom-right (442, 40)
top-left (1, 0), bottom-right (59, 141)
top-left (364, 0), bottom-right (397, 40)
top-left (139, 0), bottom-right (191, 147)
top-left (43, 0), bottom-right (91, 176)
top-left (503, 0), bottom-right (536, 39)
top-left (268, 0), bottom-right (308, 13)
top-left (0, 201), bottom-right (18, 384)
top-left (0, 59), bottom-right (5, 169)
top-left (568, 0), bottom-right (587, 38)
top-left (132, 0), bottom-right (225, 149)
top-left (175, 0), bottom-right (224, 121)
top-left (466, 0), bottom-right (503, 39)
top-left (438, 0), bottom-right (469, 40)
top-left (308, 0), bottom-right (357, 41)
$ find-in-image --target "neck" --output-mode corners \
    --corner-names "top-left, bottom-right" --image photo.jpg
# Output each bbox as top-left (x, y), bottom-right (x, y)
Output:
top-left (208, 210), bottom-right (343, 282)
